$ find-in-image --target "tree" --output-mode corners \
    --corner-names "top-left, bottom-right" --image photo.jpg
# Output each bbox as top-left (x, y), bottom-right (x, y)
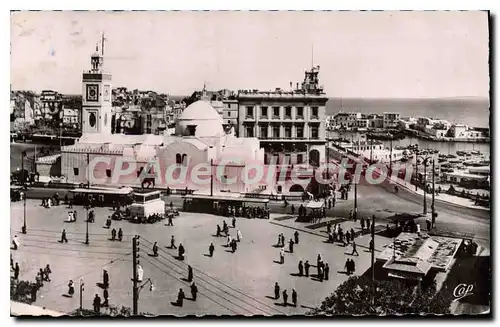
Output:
top-left (308, 276), bottom-right (451, 316)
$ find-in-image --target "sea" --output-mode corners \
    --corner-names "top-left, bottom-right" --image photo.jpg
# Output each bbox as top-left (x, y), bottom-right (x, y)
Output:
top-left (325, 97), bottom-right (491, 156)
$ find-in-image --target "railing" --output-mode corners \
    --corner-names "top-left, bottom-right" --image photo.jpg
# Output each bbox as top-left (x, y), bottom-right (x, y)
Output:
top-left (272, 115), bottom-right (280, 120)
top-left (310, 115), bottom-right (319, 120)
top-left (296, 115), bottom-right (304, 120)
top-left (284, 115), bottom-right (292, 120)
top-left (245, 115), bottom-right (255, 120)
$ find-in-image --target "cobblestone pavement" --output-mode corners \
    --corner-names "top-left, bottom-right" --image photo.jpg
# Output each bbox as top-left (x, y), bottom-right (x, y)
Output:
top-left (11, 200), bottom-right (386, 316)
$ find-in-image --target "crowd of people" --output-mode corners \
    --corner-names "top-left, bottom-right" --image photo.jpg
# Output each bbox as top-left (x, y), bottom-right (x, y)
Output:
top-left (10, 256), bottom-right (52, 304)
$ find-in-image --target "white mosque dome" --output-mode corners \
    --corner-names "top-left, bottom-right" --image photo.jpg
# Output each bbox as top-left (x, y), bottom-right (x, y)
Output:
top-left (175, 100), bottom-right (224, 137)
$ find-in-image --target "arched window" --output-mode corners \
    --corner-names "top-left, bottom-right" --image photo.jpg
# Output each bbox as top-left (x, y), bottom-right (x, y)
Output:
top-left (182, 154), bottom-right (188, 166)
top-left (176, 153), bottom-right (181, 164)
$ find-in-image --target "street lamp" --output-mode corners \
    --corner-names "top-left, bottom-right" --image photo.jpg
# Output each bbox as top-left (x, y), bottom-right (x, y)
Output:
top-left (79, 279), bottom-right (85, 311)
top-left (21, 150), bottom-right (27, 234)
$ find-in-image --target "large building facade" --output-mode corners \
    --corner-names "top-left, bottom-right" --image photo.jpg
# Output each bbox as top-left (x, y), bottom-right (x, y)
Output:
top-left (237, 66), bottom-right (328, 167)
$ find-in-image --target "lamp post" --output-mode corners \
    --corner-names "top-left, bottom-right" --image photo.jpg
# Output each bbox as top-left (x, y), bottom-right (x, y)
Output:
top-left (21, 150), bottom-right (27, 234)
top-left (79, 279), bottom-right (84, 311)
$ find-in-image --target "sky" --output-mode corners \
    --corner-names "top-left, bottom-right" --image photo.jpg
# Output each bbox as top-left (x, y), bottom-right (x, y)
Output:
top-left (10, 11), bottom-right (490, 98)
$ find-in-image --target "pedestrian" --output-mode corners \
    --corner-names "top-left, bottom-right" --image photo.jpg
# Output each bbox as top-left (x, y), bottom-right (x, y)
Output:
top-left (232, 216), bottom-right (236, 228)
top-left (350, 228), bottom-right (355, 240)
top-left (360, 218), bottom-right (365, 230)
top-left (351, 259), bottom-right (356, 274)
top-left (324, 263), bottom-right (330, 280)
top-left (291, 204), bottom-right (295, 215)
top-left (304, 260), bottom-right (310, 277)
top-left (68, 280), bottom-right (75, 297)
top-left (317, 254), bottom-right (322, 268)
top-left (10, 253), bottom-right (13, 269)
top-left (38, 268), bottom-right (46, 284)
top-left (345, 230), bottom-right (350, 244)
top-left (191, 282), bottom-right (198, 301)
top-left (282, 290), bottom-right (288, 306)
top-left (231, 239), bottom-right (237, 253)
top-left (169, 201), bottom-right (173, 209)
top-left (209, 242), bottom-right (215, 257)
top-left (178, 243), bottom-right (185, 260)
top-left (367, 219), bottom-right (371, 231)
top-left (298, 260), bottom-right (304, 276)
top-left (223, 221), bottom-right (228, 235)
top-left (351, 241), bottom-right (359, 256)
top-left (426, 218), bottom-right (431, 231)
top-left (369, 239), bottom-right (374, 252)
top-left (292, 289), bottom-right (297, 307)
top-left (274, 282), bottom-right (280, 299)
top-left (30, 283), bottom-right (38, 302)
top-left (187, 265), bottom-right (193, 282)
top-left (236, 229), bottom-right (242, 242)
top-left (13, 262), bottom-right (20, 280)
top-left (318, 265), bottom-right (324, 282)
top-left (227, 235), bottom-right (232, 247)
top-left (289, 238), bottom-right (294, 253)
top-left (216, 224), bottom-right (222, 237)
top-left (73, 210), bottom-right (77, 222)
top-left (111, 228), bottom-right (116, 241)
top-left (327, 223), bottom-right (331, 234)
top-left (12, 235), bottom-right (19, 250)
top-left (60, 229), bottom-right (68, 243)
top-left (171, 235), bottom-right (177, 249)
top-left (177, 288), bottom-right (185, 307)
top-left (294, 230), bottom-right (299, 244)
top-left (93, 294), bottom-right (101, 313)
top-left (344, 259), bottom-right (350, 274)
top-left (102, 289), bottom-right (109, 307)
top-left (279, 248), bottom-right (285, 264)
top-left (102, 270), bottom-right (110, 289)
top-left (118, 228), bottom-right (123, 242)
top-left (152, 242), bottom-right (159, 257)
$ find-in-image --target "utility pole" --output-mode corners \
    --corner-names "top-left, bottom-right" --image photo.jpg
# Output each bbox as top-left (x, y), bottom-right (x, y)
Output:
top-left (423, 159), bottom-right (428, 214)
top-left (389, 137), bottom-right (393, 176)
top-left (370, 214), bottom-right (376, 305)
top-left (132, 235), bottom-right (140, 315)
top-left (431, 159), bottom-right (436, 229)
top-left (79, 279), bottom-right (84, 311)
top-left (415, 155), bottom-right (418, 191)
top-left (21, 150), bottom-right (27, 234)
top-left (85, 152), bottom-right (90, 245)
top-left (210, 159), bottom-right (214, 197)
top-left (353, 164), bottom-right (357, 221)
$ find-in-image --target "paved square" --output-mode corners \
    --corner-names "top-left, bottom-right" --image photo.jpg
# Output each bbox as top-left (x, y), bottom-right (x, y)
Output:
top-left (11, 200), bottom-right (389, 316)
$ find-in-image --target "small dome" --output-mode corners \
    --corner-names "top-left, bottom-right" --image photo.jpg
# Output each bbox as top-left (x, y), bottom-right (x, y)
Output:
top-left (175, 100), bottom-right (224, 137)
top-left (180, 100), bottom-right (222, 121)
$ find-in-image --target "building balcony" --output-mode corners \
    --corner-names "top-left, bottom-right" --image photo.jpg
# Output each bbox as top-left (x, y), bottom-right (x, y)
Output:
top-left (260, 115), bottom-right (268, 120)
top-left (310, 115), bottom-right (320, 120)
top-left (245, 115), bottom-right (255, 120)
top-left (284, 115), bottom-right (292, 120)
top-left (272, 115), bottom-right (281, 120)
top-left (296, 115), bottom-right (304, 120)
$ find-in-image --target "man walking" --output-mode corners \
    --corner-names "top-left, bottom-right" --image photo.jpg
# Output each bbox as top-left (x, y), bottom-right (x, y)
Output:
top-left (60, 229), bottom-right (68, 243)
top-left (304, 260), bottom-right (310, 277)
top-left (294, 230), bottom-right (299, 245)
top-left (103, 270), bottom-right (109, 289)
top-left (187, 265), bottom-right (193, 282)
top-left (351, 241), bottom-right (359, 256)
top-left (118, 228), bottom-right (123, 242)
top-left (292, 289), bottom-right (297, 307)
top-left (171, 235), bottom-right (177, 249)
top-left (324, 263), bottom-right (330, 280)
top-left (288, 238), bottom-right (294, 254)
top-left (237, 229), bottom-right (242, 242)
top-left (152, 242), bottom-right (159, 257)
top-left (232, 216), bottom-right (236, 229)
top-left (102, 289), bottom-right (109, 307)
top-left (13, 262), bottom-right (19, 280)
top-left (298, 260), bottom-right (303, 276)
top-left (279, 248), bottom-right (285, 264)
top-left (282, 290), bottom-right (288, 306)
top-left (274, 282), bottom-right (280, 300)
top-left (209, 242), bottom-right (215, 257)
top-left (176, 288), bottom-right (185, 307)
top-left (190, 282), bottom-right (198, 301)
top-left (111, 228), bottom-right (116, 241)
top-left (167, 215), bottom-right (174, 226)
top-left (93, 294), bottom-right (101, 314)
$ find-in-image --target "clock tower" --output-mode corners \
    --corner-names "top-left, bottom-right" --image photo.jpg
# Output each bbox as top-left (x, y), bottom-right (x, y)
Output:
top-left (82, 34), bottom-right (112, 135)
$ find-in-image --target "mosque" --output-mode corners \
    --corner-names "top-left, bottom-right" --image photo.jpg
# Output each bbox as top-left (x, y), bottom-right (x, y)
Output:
top-left (35, 40), bottom-right (321, 195)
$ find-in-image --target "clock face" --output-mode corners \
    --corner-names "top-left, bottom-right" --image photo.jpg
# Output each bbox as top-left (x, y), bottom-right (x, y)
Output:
top-left (86, 84), bottom-right (99, 102)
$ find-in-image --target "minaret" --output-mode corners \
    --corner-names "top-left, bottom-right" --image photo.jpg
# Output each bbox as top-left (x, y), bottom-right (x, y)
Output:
top-left (81, 35), bottom-right (112, 135)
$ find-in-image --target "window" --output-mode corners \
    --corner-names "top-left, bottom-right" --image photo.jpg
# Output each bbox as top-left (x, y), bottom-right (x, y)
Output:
top-left (311, 107), bottom-right (319, 119)
top-left (297, 154), bottom-right (303, 164)
top-left (296, 107), bottom-right (304, 118)
top-left (260, 106), bottom-right (268, 118)
top-left (285, 126), bottom-right (292, 138)
top-left (311, 127), bottom-right (319, 139)
top-left (176, 153), bottom-right (182, 164)
top-left (260, 126), bottom-right (268, 138)
top-left (137, 167), bottom-right (144, 177)
top-left (273, 107), bottom-right (280, 118)
top-left (228, 111), bottom-right (231, 117)
top-left (272, 126), bottom-right (280, 138)
top-left (246, 126), bottom-right (254, 137)
top-left (296, 126), bottom-right (304, 138)
top-left (106, 169), bottom-right (112, 178)
top-left (284, 154), bottom-right (291, 164)
top-left (73, 167), bottom-right (79, 176)
top-left (246, 106), bottom-right (254, 118)
top-left (182, 154), bottom-right (188, 166)
top-left (285, 107), bottom-right (292, 118)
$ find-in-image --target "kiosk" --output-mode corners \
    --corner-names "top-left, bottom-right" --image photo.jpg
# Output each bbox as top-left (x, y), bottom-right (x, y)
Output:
top-left (130, 190), bottom-right (165, 218)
